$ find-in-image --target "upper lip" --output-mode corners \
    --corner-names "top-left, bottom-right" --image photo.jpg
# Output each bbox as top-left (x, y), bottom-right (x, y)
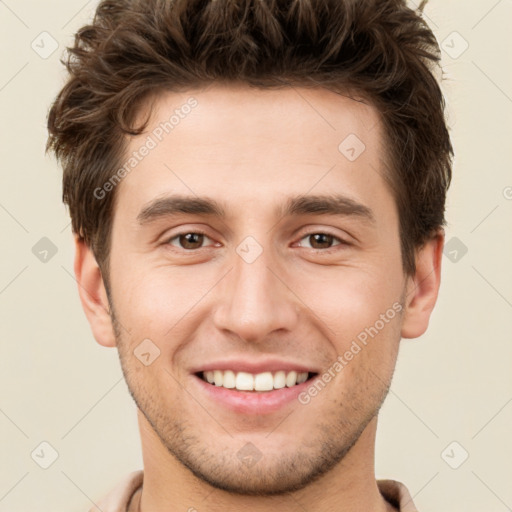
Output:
top-left (190, 358), bottom-right (320, 375)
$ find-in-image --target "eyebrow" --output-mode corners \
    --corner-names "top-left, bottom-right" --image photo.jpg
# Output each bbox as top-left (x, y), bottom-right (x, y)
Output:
top-left (136, 194), bottom-right (375, 225)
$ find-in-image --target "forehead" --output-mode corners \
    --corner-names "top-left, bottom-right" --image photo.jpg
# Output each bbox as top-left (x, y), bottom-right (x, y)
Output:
top-left (115, 84), bottom-right (393, 224)
top-left (138, 84), bottom-right (382, 158)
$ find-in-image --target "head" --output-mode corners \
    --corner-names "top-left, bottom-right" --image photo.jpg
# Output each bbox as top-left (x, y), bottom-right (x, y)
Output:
top-left (47, 0), bottom-right (452, 496)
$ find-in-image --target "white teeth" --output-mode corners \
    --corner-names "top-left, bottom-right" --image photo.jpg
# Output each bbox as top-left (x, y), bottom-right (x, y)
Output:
top-left (273, 370), bottom-right (286, 389)
top-left (254, 372), bottom-right (274, 391)
top-left (235, 371), bottom-right (254, 390)
top-left (222, 370), bottom-right (236, 389)
top-left (285, 370), bottom-right (298, 387)
top-left (201, 370), bottom-right (310, 391)
top-left (297, 372), bottom-right (308, 384)
top-left (213, 370), bottom-right (224, 386)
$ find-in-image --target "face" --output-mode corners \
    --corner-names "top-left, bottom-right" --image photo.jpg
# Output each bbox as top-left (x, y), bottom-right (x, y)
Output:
top-left (100, 84), bottom-right (411, 494)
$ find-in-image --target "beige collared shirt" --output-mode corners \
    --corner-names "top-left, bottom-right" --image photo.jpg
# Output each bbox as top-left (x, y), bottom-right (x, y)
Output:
top-left (89, 470), bottom-right (419, 512)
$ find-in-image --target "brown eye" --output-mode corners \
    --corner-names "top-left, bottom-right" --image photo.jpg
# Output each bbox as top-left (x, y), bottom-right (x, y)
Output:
top-left (168, 232), bottom-right (211, 250)
top-left (299, 233), bottom-right (343, 250)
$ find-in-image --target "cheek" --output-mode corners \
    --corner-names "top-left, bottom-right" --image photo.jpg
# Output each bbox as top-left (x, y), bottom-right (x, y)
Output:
top-left (292, 264), bottom-right (403, 334)
top-left (110, 262), bottom-right (218, 338)
top-left (291, 261), bottom-right (404, 382)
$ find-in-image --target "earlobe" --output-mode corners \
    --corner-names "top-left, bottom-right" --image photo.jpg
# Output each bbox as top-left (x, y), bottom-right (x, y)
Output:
top-left (401, 230), bottom-right (444, 339)
top-left (74, 236), bottom-right (117, 348)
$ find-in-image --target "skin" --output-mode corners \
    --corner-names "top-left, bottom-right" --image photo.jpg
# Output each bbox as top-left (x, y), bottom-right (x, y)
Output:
top-left (75, 84), bottom-right (443, 512)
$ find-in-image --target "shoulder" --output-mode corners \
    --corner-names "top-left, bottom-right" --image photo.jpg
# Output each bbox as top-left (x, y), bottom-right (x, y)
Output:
top-left (377, 479), bottom-right (419, 512)
top-left (88, 470), bottom-right (143, 512)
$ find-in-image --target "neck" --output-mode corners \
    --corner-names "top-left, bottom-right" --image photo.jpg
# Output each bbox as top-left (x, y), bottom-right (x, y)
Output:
top-left (136, 412), bottom-right (395, 512)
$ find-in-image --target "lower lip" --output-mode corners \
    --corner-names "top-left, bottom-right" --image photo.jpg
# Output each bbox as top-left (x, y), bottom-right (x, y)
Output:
top-left (191, 374), bottom-right (317, 415)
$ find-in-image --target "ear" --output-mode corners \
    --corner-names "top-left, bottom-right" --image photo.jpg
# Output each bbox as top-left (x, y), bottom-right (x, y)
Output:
top-left (401, 229), bottom-right (444, 339)
top-left (74, 236), bottom-right (116, 347)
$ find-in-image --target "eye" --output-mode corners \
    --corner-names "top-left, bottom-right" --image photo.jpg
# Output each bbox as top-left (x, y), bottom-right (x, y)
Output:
top-left (297, 232), bottom-right (346, 250)
top-left (166, 231), bottom-right (216, 250)
top-left (164, 230), bottom-right (347, 252)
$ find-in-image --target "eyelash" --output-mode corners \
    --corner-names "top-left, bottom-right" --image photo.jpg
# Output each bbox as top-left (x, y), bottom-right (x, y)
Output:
top-left (164, 230), bottom-right (349, 252)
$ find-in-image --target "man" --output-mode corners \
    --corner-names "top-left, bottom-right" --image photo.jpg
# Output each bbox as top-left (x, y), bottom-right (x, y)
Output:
top-left (46, 0), bottom-right (452, 510)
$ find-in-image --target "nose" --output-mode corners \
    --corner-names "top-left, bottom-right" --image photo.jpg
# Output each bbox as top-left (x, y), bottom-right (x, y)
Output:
top-left (212, 243), bottom-right (299, 344)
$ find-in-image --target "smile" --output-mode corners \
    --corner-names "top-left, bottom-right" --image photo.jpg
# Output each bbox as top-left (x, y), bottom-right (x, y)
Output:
top-left (198, 370), bottom-right (317, 392)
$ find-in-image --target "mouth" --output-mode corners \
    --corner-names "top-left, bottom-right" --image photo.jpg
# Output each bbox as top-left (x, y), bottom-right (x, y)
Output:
top-left (191, 369), bottom-right (320, 414)
top-left (189, 358), bottom-right (322, 414)
top-left (195, 370), bottom-right (319, 392)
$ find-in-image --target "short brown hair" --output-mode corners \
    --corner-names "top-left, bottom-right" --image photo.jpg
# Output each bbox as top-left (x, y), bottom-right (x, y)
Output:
top-left (46, 0), bottom-right (453, 279)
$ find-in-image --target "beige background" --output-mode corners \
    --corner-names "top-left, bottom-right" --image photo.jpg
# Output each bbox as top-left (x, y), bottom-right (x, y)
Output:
top-left (1, 1), bottom-right (511, 510)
